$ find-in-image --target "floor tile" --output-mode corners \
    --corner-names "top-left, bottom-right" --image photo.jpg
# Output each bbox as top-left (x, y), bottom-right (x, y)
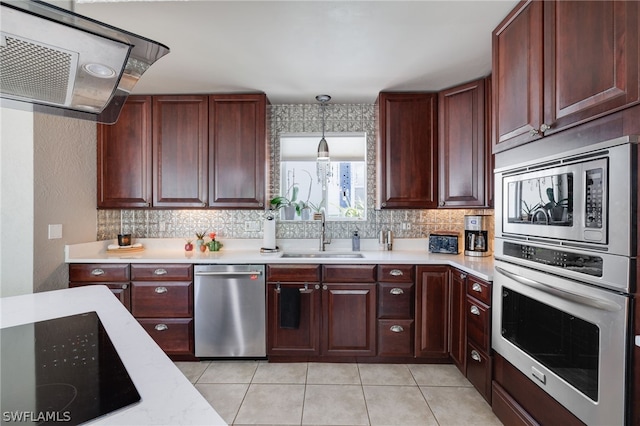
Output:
top-left (358, 363), bottom-right (416, 386)
top-left (420, 386), bottom-right (501, 426)
top-left (408, 364), bottom-right (472, 387)
top-left (234, 383), bottom-right (305, 425)
top-left (252, 362), bottom-right (308, 384)
top-left (195, 383), bottom-right (248, 424)
top-left (364, 385), bottom-right (438, 426)
top-left (307, 362), bottom-right (361, 385)
top-left (302, 384), bottom-right (369, 425)
top-left (174, 360), bottom-right (210, 383)
top-left (198, 360), bottom-right (259, 384)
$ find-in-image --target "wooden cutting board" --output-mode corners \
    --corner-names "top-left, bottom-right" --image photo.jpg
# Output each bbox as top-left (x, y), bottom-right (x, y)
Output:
top-left (107, 246), bottom-right (145, 254)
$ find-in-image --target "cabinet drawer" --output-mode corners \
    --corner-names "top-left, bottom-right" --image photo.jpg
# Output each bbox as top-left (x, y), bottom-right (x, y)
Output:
top-left (131, 264), bottom-right (192, 281)
top-left (377, 319), bottom-right (414, 357)
top-left (466, 341), bottom-right (492, 404)
top-left (267, 264), bottom-right (320, 282)
top-left (138, 318), bottom-right (193, 355)
top-left (69, 263), bottom-right (129, 282)
top-left (378, 265), bottom-right (414, 282)
top-left (466, 297), bottom-right (490, 352)
top-left (323, 265), bottom-right (376, 282)
top-left (131, 281), bottom-right (193, 317)
top-left (466, 276), bottom-right (491, 306)
top-left (377, 282), bottom-right (414, 319)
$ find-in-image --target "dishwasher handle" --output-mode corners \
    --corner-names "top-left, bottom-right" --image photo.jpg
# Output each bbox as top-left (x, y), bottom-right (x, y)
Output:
top-left (195, 270), bottom-right (263, 277)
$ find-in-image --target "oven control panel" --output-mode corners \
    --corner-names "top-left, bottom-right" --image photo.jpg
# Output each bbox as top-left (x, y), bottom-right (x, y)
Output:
top-left (585, 168), bottom-right (604, 229)
top-left (503, 242), bottom-right (603, 277)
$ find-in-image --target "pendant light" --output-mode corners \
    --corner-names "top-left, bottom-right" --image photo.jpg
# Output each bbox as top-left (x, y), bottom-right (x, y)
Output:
top-left (316, 95), bottom-right (331, 160)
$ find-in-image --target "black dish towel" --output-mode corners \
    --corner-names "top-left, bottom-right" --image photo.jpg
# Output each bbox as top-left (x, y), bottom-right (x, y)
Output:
top-left (279, 287), bottom-right (301, 329)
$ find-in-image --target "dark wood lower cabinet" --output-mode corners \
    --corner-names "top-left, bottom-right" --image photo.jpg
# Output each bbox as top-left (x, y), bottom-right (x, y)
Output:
top-left (492, 353), bottom-right (585, 426)
top-left (415, 266), bottom-right (450, 359)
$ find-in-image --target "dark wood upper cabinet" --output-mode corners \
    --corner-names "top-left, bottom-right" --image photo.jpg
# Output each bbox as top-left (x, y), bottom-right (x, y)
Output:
top-left (208, 94), bottom-right (266, 209)
top-left (152, 95), bottom-right (209, 207)
top-left (492, 0), bottom-right (639, 153)
top-left (376, 92), bottom-right (438, 209)
top-left (438, 78), bottom-right (490, 208)
top-left (97, 96), bottom-right (152, 208)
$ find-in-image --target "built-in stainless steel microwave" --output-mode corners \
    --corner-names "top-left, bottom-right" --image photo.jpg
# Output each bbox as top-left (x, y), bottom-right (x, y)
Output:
top-left (494, 136), bottom-right (637, 257)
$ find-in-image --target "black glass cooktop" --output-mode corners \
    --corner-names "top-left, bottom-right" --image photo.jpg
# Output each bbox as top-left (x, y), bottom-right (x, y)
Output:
top-left (1, 312), bottom-right (140, 425)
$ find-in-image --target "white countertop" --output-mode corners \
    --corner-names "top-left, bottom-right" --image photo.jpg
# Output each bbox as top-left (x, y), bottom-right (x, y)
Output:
top-left (0, 286), bottom-right (226, 425)
top-left (65, 238), bottom-right (494, 281)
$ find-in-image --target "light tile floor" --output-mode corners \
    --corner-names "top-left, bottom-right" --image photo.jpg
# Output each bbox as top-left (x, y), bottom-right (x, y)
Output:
top-left (175, 361), bottom-right (503, 426)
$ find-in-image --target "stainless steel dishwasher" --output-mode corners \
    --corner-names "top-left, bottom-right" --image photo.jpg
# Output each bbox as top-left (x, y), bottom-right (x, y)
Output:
top-left (194, 265), bottom-right (266, 357)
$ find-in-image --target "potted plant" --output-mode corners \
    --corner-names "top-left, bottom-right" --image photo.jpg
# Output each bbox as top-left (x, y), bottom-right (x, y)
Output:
top-left (270, 184), bottom-right (298, 220)
top-left (195, 230), bottom-right (207, 250)
top-left (293, 169), bottom-right (315, 220)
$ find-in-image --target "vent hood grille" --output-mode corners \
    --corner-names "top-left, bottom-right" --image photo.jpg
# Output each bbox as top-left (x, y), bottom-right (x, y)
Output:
top-left (0, 0), bottom-right (169, 124)
top-left (1, 34), bottom-right (76, 105)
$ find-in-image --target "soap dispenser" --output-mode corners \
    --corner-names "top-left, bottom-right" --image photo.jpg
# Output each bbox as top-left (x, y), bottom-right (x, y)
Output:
top-left (352, 230), bottom-right (360, 252)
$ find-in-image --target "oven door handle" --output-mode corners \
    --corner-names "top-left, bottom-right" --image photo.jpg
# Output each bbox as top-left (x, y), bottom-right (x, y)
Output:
top-left (495, 266), bottom-right (622, 312)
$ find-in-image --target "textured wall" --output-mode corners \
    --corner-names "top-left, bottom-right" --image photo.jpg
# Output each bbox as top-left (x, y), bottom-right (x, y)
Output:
top-left (97, 103), bottom-right (493, 242)
top-left (34, 114), bottom-right (97, 293)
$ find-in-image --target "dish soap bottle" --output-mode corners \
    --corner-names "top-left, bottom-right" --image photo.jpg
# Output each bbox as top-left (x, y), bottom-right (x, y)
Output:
top-left (352, 230), bottom-right (360, 252)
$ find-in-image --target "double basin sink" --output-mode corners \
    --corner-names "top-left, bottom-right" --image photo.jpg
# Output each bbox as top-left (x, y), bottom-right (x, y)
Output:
top-left (281, 252), bottom-right (364, 259)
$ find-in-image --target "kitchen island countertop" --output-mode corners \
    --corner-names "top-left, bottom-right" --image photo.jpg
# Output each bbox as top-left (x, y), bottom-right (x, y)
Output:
top-left (66, 238), bottom-right (495, 281)
top-left (0, 285), bottom-right (226, 425)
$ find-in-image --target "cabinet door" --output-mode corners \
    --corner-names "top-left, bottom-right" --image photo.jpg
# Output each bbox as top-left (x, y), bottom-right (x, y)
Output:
top-left (449, 269), bottom-right (466, 372)
top-left (97, 96), bottom-right (152, 208)
top-left (377, 92), bottom-right (438, 209)
top-left (543, 1), bottom-right (639, 132)
top-left (322, 283), bottom-right (376, 356)
top-left (415, 266), bottom-right (449, 358)
top-left (492, 0), bottom-right (544, 152)
top-left (152, 95), bottom-right (209, 207)
top-left (209, 94), bottom-right (266, 208)
top-left (267, 282), bottom-right (321, 356)
top-left (70, 282), bottom-right (131, 311)
top-left (438, 79), bottom-right (489, 208)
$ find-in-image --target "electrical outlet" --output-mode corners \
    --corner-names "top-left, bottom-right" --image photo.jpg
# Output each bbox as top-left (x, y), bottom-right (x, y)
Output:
top-left (245, 221), bottom-right (261, 232)
top-left (48, 224), bottom-right (62, 239)
top-left (402, 223), bottom-right (411, 230)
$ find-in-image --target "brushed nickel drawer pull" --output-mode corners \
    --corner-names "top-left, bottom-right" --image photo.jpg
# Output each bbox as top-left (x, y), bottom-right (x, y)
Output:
top-left (472, 283), bottom-right (482, 293)
top-left (155, 286), bottom-right (168, 294)
top-left (460, 273), bottom-right (467, 279)
top-left (154, 324), bottom-right (169, 331)
top-left (90, 268), bottom-right (105, 276)
top-left (390, 288), bottom-right (404, 295)
top-left (390, 325), bottom-right (404, 333)
top-left (470, 305), bottom-right (480, 316)
top-left (153, 268), bottom-right (168, 275)
top-left (471, 350), bottom-right (481, 362)
top-left (390, 269), bottom-right (403, 276)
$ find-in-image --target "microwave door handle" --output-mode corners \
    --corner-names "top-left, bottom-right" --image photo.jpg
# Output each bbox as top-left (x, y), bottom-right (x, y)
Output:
top-left (495, 266), bottom-right (621, 312)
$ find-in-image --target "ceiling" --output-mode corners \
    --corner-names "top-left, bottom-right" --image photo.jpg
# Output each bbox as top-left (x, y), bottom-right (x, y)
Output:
top-left (74, 1), bottom-right (518, 104)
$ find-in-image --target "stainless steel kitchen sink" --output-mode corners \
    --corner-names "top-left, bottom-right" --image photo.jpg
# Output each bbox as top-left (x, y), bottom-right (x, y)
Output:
top-left (281, 252), bottom-right (364, 259)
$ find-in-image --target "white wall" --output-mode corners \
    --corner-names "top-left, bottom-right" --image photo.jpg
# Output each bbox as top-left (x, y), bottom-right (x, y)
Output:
top-left (33, 114), bottom-right (97, 293)
top-left (0, 108), bottom-right (97, 296)
top-left (0, 108), bottom-right (35, 297)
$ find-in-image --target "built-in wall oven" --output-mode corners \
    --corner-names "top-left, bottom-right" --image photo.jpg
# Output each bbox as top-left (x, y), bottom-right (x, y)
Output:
top-left (493, 136), bottom-right (637, 425)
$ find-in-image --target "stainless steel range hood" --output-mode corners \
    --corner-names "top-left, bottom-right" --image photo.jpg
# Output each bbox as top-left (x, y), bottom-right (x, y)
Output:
top-left (0, 0), bottom-right (169, 124)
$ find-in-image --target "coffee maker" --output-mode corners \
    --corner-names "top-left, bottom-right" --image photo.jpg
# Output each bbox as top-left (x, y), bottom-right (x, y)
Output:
top-left (464, 215), bottom-right (490, 257)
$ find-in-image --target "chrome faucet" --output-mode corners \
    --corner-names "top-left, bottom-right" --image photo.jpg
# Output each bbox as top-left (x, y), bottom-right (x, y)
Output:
top-left (315, 210), bottom-right (331, 251)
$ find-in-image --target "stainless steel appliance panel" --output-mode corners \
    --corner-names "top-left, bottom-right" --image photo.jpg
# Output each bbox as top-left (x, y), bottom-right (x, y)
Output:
top-left (492, 259), bottom-right (629, 426)
top-left (194, 265), bottom-right (266, 357)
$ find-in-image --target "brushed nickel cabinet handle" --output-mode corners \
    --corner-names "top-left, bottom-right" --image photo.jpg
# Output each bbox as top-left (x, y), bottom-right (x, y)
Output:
top-left (390, 325), bottom-right (404, 333)
top-left (322, 285), bottom-right (328, 290)
top-left (471, 350), bottom-right (481, 362)
top-left (470, 305), bottom-right (480, 316)
top-left (460, 273), bottom-right (467, 279)
top-left (390, 269), bottom-right (403, 277)
top-left (390, 288), bottom-right (404, 295)
top-left (121, 284), bottom-right (128, 289)
top-left (472, 283), bottom-right (482, 293)
top-left (153, 268), bottom-right (168, 275)
top-left (539, 123), bottom-right (552, 133)
top-left (155, 286), bottom-right (168, 294)
top-left (90, 268), bottom-right (105, 276)
top-left (154, 324), bottom-right (169, 331)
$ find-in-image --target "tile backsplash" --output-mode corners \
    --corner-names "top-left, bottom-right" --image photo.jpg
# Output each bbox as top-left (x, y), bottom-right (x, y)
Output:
top-left (97, 103), bottom-right (493, 241)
